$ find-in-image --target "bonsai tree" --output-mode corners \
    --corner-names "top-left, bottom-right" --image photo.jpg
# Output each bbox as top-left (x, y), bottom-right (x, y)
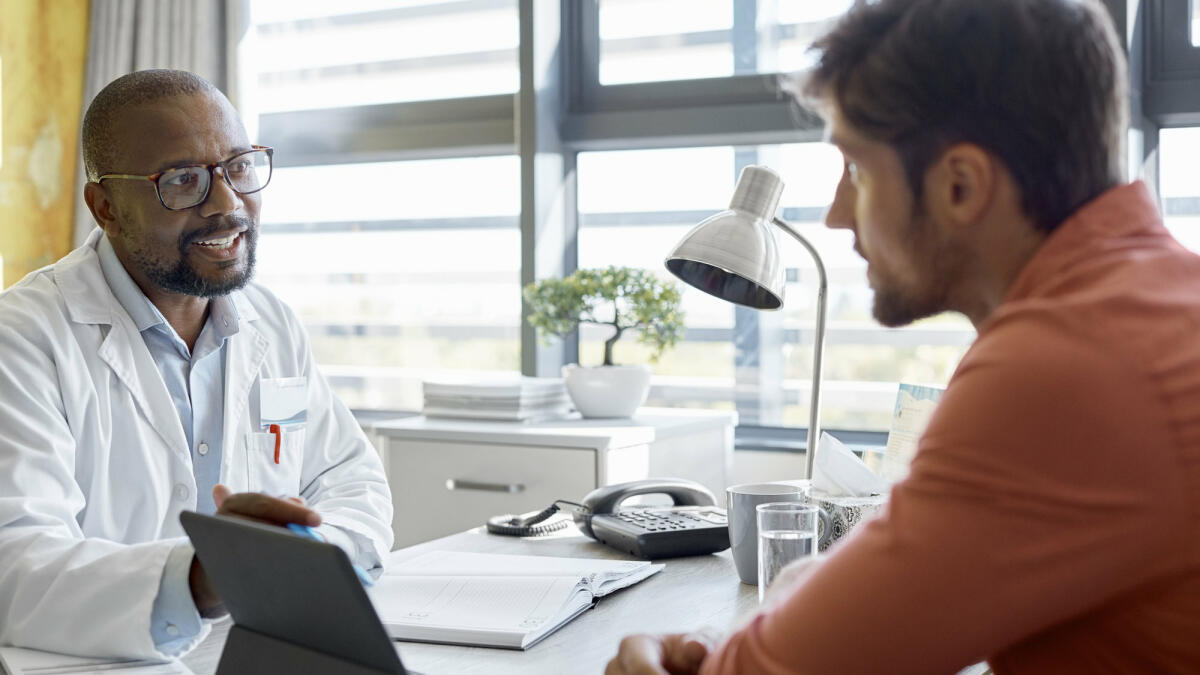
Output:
top-left (523, 266), bottom-right (685, 367)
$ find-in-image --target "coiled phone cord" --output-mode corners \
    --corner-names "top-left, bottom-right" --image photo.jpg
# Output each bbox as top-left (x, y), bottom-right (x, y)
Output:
top-left (485, 500), bottom-right (588, 537)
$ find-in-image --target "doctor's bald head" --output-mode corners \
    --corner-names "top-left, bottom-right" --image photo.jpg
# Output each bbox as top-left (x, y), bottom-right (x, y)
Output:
top-left (82, 70), bottom-right (228, 182)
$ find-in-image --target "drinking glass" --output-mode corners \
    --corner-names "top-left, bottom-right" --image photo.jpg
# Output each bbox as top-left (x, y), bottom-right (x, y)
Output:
top-left (756, 502), bottom-right (821, 602)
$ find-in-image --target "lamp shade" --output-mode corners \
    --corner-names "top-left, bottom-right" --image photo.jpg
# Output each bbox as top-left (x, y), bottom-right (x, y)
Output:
top-left (664, 165), bottom-right (785, 310)
top-left (665, 164), bottom-right (830, 479)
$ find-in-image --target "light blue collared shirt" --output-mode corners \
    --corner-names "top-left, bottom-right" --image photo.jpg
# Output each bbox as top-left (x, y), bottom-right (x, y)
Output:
top-left (97, 237), bottom-right (237, 653)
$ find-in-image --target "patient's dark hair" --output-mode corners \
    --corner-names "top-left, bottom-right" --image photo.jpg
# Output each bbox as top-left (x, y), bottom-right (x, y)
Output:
top-left (82, 69), bottom-right (218, 181)
top-left (799, 0), bottom-right (1127, 232)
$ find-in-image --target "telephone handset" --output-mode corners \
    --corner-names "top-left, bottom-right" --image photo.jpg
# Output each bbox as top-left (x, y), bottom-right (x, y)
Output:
top-left (486, 478), bottom-right (730, 560)
top-left (573, 478), bottom-right (718, 536)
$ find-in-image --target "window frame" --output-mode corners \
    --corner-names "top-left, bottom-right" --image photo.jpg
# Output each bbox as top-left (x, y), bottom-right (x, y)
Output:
top-left (252, 0), bottom-right (1173, 453)
top-left (1141, 0), bottom-right (1200, 126)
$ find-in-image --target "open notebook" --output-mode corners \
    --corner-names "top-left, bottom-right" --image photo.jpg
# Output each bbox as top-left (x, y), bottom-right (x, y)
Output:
top-left (367, 550), bottom-right (663, 650)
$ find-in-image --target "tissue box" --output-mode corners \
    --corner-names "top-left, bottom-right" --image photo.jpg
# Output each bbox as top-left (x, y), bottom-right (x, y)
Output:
top-left (808, 492), bottom-right (887, 552)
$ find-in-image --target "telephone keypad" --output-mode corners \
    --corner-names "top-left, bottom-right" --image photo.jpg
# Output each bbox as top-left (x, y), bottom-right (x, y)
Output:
top-left (590, 506), bottom-right (731, 559)
top-left (614, 509), bottom-right (719, 531)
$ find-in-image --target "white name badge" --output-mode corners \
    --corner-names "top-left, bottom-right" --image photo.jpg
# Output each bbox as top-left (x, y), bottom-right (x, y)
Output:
top-left (260, 377), bottom-right (308, 428)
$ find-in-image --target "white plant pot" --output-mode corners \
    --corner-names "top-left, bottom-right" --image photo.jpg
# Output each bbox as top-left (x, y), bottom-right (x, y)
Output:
top-left (562, 364), bottom-right (652, 418)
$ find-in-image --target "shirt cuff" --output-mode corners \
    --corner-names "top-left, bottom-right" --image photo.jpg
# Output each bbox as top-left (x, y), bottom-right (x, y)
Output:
top-left (314, 523), bottom-right (382, 575)
top-left (150, 540), bottom-right (206, 656)
top-left (314, 523), bottom-right (356, 557)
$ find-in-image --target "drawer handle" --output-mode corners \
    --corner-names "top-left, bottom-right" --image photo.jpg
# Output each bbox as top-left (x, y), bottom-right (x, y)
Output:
top-left (445, 479), bottom-right (526, 493)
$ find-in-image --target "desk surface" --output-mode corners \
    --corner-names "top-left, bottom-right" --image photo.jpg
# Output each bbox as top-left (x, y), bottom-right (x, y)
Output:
top-left (181, 526), bottom-right (758, 674)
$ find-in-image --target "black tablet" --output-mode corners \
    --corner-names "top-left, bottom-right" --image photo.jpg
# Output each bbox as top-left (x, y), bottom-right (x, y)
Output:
top-left (180, 511), bottom-right (409, 675)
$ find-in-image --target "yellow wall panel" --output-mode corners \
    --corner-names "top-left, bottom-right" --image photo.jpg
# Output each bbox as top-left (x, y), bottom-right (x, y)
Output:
top-left (0, 0), bottom-right (89, 288)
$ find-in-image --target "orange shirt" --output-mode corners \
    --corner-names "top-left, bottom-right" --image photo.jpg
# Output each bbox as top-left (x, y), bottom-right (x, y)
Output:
top-left (699, 182), bottom-right (1200, 675)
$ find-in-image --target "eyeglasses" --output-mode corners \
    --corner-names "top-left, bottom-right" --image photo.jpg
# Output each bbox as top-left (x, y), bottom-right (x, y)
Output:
top-left (98, 145), bottom-right (274, 211)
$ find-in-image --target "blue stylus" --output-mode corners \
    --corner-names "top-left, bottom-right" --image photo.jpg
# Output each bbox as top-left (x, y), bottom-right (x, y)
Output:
top-left (286, 523), bottom-right (375, 587)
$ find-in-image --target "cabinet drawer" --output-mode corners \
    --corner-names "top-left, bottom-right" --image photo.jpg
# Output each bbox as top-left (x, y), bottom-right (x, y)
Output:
top-left (387, 439), bottom-right (596, 548)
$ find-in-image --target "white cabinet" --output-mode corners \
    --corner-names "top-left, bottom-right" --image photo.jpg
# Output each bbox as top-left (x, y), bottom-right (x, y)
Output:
top-left (373, 408), bottom-right (736, 548)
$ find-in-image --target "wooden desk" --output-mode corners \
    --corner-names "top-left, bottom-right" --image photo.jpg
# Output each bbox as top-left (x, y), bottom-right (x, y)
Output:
top-left (181, 525), bottom-right (758, 674)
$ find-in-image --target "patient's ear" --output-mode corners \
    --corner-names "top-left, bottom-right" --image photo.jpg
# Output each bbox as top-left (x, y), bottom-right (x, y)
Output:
top-left (83, 182), bottom-right (120, 236)
top-left (924, 143), bottom-right (994, 233)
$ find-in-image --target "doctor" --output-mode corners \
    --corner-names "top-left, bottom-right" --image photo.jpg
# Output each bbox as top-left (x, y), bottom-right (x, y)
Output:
top-left (0, 70), bottom-right (393, 659)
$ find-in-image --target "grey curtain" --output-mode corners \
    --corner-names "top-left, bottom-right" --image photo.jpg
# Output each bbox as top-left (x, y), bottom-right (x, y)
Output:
top-left (72, 0), bottom-right (251, 247)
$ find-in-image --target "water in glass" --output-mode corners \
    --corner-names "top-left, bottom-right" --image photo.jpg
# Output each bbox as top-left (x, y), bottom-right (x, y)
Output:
top-left (758, 528), bottom-right (817, 602)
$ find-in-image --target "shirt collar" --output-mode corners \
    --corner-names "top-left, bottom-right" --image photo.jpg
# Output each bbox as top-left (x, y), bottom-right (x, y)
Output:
top-left (97, 235), bottom-right (168, 332)
top-left (1002, 181), bottom-right (1166, 304)
top-left (97, 234), bottom-right (242, 340)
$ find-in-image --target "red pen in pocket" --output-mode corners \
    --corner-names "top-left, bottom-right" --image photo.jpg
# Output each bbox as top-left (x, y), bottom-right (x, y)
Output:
top-left (269, 424), bottom-right (282, 464)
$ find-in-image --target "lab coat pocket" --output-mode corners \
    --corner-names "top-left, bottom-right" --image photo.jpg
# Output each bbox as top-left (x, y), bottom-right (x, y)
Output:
top-left (245, 426), bottom-right (306, 497)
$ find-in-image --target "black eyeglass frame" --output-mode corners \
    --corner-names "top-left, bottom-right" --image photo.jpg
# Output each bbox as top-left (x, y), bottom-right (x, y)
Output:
top-left (97, 145), bottom-right (274, 211)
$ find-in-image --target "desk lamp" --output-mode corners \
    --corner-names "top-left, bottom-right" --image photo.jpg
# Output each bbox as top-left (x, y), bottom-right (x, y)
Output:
top-left (665, 165), bottom-right (828, 479)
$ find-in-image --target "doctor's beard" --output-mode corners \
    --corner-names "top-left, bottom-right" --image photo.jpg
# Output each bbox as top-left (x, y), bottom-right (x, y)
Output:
top-left (133, 216), bottom-right (258, 298)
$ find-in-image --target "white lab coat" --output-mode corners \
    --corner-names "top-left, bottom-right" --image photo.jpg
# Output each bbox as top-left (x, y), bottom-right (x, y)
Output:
top-left (0, 229), bottom-right (393, 659)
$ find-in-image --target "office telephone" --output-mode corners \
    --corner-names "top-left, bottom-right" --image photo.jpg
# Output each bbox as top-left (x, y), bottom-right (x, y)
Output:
top-left (486, 478), bottom-right (730, 559)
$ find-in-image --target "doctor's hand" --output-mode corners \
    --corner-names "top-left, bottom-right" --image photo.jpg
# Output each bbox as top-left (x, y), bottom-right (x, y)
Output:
top-left (605, 629), bottom-right (722, 675)
top-left (189, 484), bottom-right (323, 615)
top-left (211, 484), bottom-right (321, 528)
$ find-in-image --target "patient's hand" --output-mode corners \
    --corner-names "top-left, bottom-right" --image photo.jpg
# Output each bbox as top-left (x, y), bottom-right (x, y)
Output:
top-left (189, 484), bottom-right (323, 614)
top-left (605, 628), bottom-right (722, 675)
top-left (604, 559), bottom-right (821, 673)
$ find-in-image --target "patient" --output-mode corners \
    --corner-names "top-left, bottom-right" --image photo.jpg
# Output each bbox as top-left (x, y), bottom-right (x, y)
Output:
top-left (0, 70), bottom-right (392, 659)
top-left (608, 0), bottom-right (1200, 673)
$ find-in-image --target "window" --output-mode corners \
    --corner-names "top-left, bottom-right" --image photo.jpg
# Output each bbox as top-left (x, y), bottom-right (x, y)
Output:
top-left (598, 0), bottom-right (853, 84)
top-left (1193, 0), bottom-right (1200, 47)
top-left (1159, 127), bottom-right (1200, 253)
top-left (248, 2), bottom-right (520, 410)
top-left (242, 0), bottom-right (997, 442)
top-left (250, 0), bottom-right (519, 112)
top-left (577, 0), bottom-right (972, 434)
top-left (577, 145), bottom-right (972, 432)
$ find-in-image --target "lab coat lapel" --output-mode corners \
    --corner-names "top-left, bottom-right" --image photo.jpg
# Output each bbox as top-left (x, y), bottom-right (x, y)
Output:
top-left (55, 231), bottom-right (191, 461)
top-left (96, 321), bottom-right (192, 460)
top-left (221, 293), bottom-right (267, 492)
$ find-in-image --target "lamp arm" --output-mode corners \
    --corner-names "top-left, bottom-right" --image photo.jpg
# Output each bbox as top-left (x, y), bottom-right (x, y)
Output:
top-left (773, 217), bottom-right (828, 480)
